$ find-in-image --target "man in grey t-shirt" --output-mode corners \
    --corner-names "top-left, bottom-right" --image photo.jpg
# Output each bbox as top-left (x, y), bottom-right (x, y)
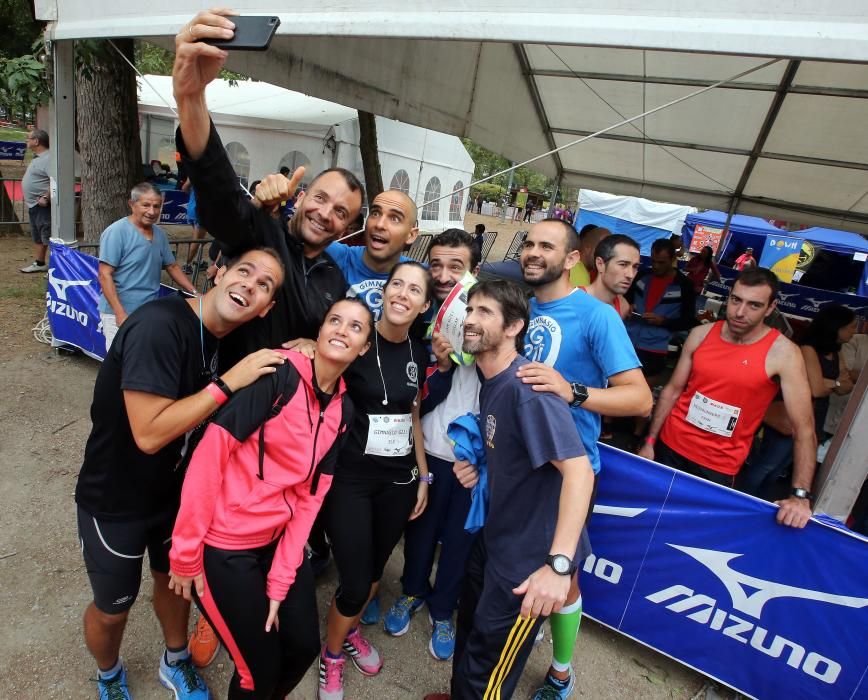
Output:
top-left (20, 129), bottom-right (52, 273)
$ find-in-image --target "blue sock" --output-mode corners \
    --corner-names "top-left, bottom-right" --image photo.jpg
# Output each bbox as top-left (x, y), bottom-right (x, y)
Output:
top-left (324, 647), bottom-right (343, 660)
top-left (98, 658), bottom-right (123, 680)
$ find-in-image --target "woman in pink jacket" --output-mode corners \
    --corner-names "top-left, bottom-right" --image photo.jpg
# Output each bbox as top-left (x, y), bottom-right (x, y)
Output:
top-left (168, 298), bottom-right (373, 699)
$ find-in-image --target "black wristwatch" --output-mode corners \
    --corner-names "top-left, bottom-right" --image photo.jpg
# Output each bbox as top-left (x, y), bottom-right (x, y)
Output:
top-left (545, 554), bottom-right (577, 576)
top-left (569, 382), bottom-right (589, 408)
top-left (212, 376), bottom-right (234, 400)
top-left (791, 487), bottom-right (813, 501)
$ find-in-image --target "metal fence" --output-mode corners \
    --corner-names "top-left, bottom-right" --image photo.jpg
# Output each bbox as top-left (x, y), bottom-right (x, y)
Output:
top-left (1, 177), bottom-right (84, 229)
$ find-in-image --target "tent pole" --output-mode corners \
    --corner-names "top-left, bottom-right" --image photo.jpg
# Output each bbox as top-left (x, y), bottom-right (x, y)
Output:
top-left (500, 162), bottom-right (515, 224)
top-left (548, 177), bottom-right (561, 217)
top-left (814, 368), bottom-right (868, 522)
top-left (717, 200), bottom-right (737, 261)
top-left (49, 39), bottom-right (77, 245)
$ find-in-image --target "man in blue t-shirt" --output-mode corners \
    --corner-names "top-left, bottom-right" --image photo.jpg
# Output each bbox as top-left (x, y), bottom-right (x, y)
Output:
top-left (516, 218), bottom-right (652, 699)
top-left (424, 279), bottom-right (595, 700)
top-left (325, 189), bottom-right (418, 317)
top-left (98, 182), bottom-right (197, 351)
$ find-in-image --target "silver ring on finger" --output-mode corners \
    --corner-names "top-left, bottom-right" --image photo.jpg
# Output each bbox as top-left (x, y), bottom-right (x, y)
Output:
top-left (188, 25), bottom-right (196, 39)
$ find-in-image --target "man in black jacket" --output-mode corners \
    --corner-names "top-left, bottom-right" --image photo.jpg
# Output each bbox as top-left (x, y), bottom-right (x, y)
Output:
top-left (172, 10), bottom-right (365, 371)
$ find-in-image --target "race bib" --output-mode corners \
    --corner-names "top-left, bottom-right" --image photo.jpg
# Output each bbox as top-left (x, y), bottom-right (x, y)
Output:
top-left (365, 413), bottom-right (413, 457)
top-left (685, 390), bottom-right (741, 438)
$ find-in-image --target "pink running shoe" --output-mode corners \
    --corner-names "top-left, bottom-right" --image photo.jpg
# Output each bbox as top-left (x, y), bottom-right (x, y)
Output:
top-left (342, 627), bottom-right (383, 676)
top-left (318, 648), bottom-right (346, 700)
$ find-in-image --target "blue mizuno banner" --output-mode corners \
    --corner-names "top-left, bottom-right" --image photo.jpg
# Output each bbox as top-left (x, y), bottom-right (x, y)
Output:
top-left (160, 189), bottom-right (190, 225)
top-left (0, 140), bottom-right (26, 160)
top-left (586, 444), bottom-right (868, 700)
top-left (46, 242), bottom-right (107, 360)
top-left (705, 266), bottom-right (868, 319)
top-left (47, 243), bottom-right (181, 360)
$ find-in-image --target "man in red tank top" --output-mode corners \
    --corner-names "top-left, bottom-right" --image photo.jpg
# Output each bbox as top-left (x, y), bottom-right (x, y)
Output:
top-left (638, 268), bottom-right (817, 528)
top-left (580, 234), bottom-right (640, 320)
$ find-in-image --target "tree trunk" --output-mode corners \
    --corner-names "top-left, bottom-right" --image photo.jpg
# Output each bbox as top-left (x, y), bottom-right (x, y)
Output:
top-left (75, 39), bottom-right (142, 243)
top-left (358, 110), bottom-right (383, 203)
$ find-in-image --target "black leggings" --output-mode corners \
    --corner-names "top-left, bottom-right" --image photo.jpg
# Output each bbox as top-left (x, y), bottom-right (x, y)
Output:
top-left (196, 540), bottom-right (319, 699)
top-left (323, 474), bottom-right (418, 617)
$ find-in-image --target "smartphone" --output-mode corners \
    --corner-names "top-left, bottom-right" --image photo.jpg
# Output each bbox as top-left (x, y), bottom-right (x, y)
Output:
top-left (203, 16), bottom-right (280, 51)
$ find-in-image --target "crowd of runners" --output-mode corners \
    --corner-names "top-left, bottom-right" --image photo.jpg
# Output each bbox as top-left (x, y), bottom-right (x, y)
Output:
top-left (70, 9), bottom-right (850, 700)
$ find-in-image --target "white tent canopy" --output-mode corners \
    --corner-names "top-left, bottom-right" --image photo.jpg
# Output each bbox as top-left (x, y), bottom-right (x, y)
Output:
top-left (137, 75), bottom-right (476, 232)
top-left (38, 1), bottom-right (868, 233)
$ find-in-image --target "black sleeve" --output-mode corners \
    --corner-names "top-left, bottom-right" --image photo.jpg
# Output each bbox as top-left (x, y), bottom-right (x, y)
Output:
top-left (119, 307), bottom-right (187, 399)
top-left (662, 273), bottom-right (697, 332)
top-left (176, 121), bottom-right (261, 256)
top-left (212, 363), bottom-right (300, 443)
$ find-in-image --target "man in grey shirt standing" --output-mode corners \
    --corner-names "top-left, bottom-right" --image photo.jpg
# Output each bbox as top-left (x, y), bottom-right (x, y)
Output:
top-left (20, 129), bottom-right (52, 273)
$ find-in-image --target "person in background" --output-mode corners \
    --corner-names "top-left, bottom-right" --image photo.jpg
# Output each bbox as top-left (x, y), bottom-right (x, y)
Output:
top-left (684, 245), bottom-right (721, 295)
top-left (20, 128), bottom-right (52, 273)
top-left (98, 182), bottom-right (198, 351)
top-left (582, 234), bottom-right (641, 320)
top-left (471, 223), bottom-right (486, 263)
top-left (824, 331), bottom-right (868, 436)
top-left (735, 246), bottom-right (756, 271)
top-left (568, 225), bottom-right (610, 287)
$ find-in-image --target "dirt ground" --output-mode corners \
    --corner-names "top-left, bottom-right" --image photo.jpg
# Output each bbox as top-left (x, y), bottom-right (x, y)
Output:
top-left (0, 230), bottom-right (716, 699)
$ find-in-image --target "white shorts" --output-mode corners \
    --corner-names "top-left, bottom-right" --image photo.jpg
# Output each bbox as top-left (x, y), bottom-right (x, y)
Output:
top-left (100, 312), bottom-right (120, 353)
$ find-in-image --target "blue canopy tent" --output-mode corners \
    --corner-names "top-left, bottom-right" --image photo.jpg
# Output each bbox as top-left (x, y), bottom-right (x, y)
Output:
top-left (681, 210), bottom-right (785, 260)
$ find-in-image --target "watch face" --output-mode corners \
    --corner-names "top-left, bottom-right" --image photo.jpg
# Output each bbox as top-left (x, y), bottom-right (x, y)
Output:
top-left (552, 555), bottom-right (570, 574)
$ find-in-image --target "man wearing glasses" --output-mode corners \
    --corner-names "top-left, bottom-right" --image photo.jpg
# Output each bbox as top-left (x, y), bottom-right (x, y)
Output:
top-left (20, 129), bottom-right (52, 273)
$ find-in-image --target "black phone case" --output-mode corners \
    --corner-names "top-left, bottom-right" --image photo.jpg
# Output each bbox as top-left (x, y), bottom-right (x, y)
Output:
top-left (203, 16), bottom-right (280, 51)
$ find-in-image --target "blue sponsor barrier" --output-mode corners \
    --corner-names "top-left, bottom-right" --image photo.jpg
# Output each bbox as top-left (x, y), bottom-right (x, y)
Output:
top-left (705, 266), bottom-right (868, 319)
top-left (0, 140), bottom-right (26, 160)
top-left (46, 242), bottom-right (180, 360)
top-left (586, 444), bottom-right (868, 700)
top-left (160, 189), bottom-right (190, 225)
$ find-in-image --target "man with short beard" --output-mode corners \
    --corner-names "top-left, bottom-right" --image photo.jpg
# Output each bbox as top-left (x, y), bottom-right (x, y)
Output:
top-left (172, 9), bottom-right (365, 370)
top-left (582, 234), bottom-right (641, 320)
top-left (517, 218), bottom-right (651, 699)
top-left (424, 279), bottom-right (595, 700)
top-left (638, 268), bottom-right (817, 529)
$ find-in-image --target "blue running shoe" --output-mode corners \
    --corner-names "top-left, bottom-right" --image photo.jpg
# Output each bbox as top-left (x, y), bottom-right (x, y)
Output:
top-left (95, 665), bottom-right (132, 700)
top-left (428, 615), bottom-right (455, 661)
top-left (159, 652), bottom-right (211, 699)
top-left (531, 667), bottom-right (575, 700)
top-left (383, 595), bottom-right (425, 636)
top-left (360, 595), bottom-right (381, 626)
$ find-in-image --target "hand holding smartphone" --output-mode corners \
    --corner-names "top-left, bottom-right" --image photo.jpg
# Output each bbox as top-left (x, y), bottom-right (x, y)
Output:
top-left (202, 15), bottom-right (280, 51)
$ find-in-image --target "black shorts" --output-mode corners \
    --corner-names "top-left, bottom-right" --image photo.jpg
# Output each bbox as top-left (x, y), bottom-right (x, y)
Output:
top-left (77, 505), bottom-right (175, 614)
top-left (636, 348), bottom-right (668, 378)
top-left (656, 438), bottom-right (735, 488)
top-left (28, 204), bottom-right (51, 245)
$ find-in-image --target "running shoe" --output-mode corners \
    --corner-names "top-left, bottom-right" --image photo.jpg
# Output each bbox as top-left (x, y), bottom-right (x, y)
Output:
top-left (428, 615), bottom-right (455, 661)
top-left (360, 595), bottom-right (381, 626)
top-left (158, 652), bottom-right (211, 699)
top-left (189, 615), bottom-right (220, 668)
top-left (531, 667), bottom-right (575, 699)
top-left (94, 665), bottom-right (132, 700)
top-left (20, 261), bottom-right (47, 273)
top-left (318, 649), bottom-right (346, 700)
top-left (383, 594), bottom-right (424, 636)
top-left (342, 627), bottom-right (383, 676)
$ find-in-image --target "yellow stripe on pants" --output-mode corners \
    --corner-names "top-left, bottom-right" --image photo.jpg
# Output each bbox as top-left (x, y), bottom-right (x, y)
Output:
top-left (483, 615), bottom-right (535, 700)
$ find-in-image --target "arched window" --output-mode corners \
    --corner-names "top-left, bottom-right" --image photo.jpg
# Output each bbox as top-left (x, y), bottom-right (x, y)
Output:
top-left (449, 181), bottom-right (464, 221)
top-left (278, 151), bottom-right (313, 187)
top-left (389, 169), bottom-right (411, 195)
top-left (225, 141), bottom-right (251, 189)
top-left (421, 177), bottom-right (441, 221)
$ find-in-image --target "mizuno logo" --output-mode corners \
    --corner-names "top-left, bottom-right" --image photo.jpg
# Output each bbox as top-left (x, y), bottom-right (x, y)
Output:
top-left (593, 504), bottom-right (647, 518)
top-left (803, 298), bottom-right (833, 309)
top-left (48, 268), bottom-right (91, 301)
top-left (776, 292), bottom-right (797, 302)
top-left (669, 544), bottom-right (868, 619)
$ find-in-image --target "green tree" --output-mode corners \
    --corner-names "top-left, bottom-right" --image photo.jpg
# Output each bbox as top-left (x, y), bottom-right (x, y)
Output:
top-left (0, 0), bottom-right (43, 61)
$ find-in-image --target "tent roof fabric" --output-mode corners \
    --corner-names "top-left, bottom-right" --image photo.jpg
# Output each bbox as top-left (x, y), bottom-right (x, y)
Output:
top-left (797, 228), bottom-right (868, 255)
top-left (38, 1), bottom-right (868, 233)
top-left (684, 210), bottom-right (786, 237)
